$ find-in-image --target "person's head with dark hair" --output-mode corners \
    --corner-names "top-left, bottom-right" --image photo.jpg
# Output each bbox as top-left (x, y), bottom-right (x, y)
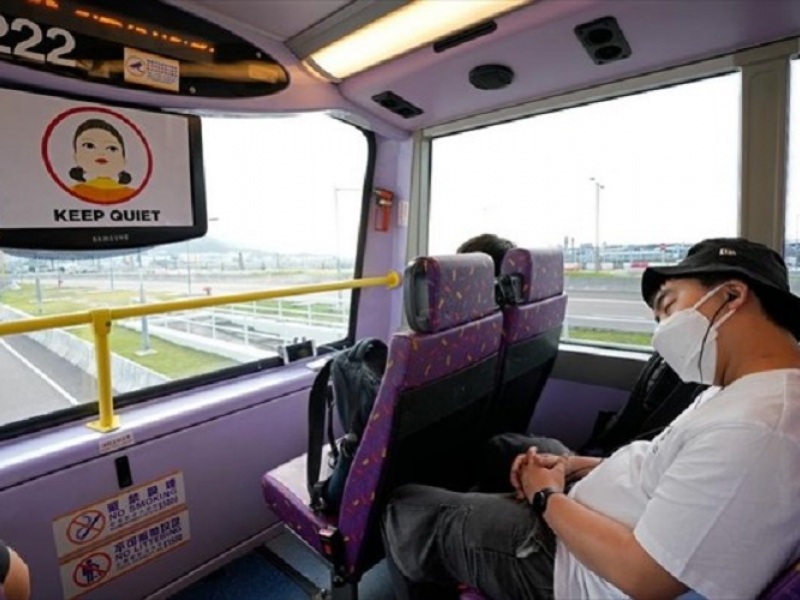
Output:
top-left (70, 119), bottom-right (132, 185)
top-left (457, 233), bottom-right (516, 276)
top-left (642, 237), bottom-right (800, 387)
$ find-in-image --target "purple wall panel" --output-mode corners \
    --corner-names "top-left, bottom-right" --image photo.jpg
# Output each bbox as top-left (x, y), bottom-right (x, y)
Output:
top-left (529, 378), bottom-right (629, 450)
top-left (355, 135), bottom-right (415, 341)
top-left (0, 366), bottom-right (317, 600)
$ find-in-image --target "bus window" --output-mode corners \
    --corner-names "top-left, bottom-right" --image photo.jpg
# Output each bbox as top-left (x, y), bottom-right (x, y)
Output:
top-left (429, 73), bottom-right (740, 350)
top-left (0, 113), bottom-right (367, 430)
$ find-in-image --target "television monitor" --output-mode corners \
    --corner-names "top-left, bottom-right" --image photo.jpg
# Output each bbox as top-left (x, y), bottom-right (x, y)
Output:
top-left (0, 85), bottom-right (207, 250)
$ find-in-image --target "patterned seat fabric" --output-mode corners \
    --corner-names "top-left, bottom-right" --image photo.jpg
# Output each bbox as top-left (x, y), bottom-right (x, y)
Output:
top-left (262, 253), bottom-right (503, 587)
top-left (487, 247), bottom-right (567, 437)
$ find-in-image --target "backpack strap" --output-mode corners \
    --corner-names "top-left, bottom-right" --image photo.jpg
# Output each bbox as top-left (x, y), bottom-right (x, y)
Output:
top-left (307, 359), bottom-right (333, 502)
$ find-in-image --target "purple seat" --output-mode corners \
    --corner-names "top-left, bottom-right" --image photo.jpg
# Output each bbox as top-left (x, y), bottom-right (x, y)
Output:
top-left (458, 586), bottom-right (487, 600)
top-left (487, 247), bottom-right (567, 437)
top-left (760, 561), bottom-right (800, 599)
top-left (262, 254), bottom-right (503, 598)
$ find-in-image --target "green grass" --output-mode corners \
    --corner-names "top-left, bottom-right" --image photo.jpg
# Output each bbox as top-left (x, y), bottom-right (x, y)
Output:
top-left (566, 327), bottom-right (652, 348)
top-left (70, 325), bottom-right (237, 378)
top-left (2, 283), bottom-right (237, 378)
top-left (0, 284), bottom-right (176, 315)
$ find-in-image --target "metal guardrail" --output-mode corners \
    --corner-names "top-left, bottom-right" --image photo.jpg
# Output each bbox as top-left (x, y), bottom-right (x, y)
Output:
top-left (0, 271), bottom-right (402, 433)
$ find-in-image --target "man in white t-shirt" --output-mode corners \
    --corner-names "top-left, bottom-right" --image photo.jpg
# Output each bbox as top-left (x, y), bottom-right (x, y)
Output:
top-left (382, 237), bottom-right (800, 600)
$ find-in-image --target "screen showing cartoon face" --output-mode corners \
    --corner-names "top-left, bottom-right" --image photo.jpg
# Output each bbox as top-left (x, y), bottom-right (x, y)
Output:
top-left (0, 87), bottom-right (197, 236)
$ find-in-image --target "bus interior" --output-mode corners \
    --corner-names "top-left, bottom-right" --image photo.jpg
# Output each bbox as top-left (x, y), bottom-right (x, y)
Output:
top-left (0, 0), bottom-right (799, 598)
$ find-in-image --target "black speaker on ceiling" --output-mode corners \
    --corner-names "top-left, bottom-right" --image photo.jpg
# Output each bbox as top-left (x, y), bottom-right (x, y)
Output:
top-left (574, 16), bottom-right (632, 65)
top-left (469, 64), bottom-right (514, 91)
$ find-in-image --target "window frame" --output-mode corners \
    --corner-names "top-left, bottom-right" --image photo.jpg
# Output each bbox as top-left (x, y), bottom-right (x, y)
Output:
top-left (0, 122), bottom-right (377, 442)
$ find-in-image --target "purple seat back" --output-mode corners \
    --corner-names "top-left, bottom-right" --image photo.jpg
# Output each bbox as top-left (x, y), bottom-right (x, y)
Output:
top-left (488, 247), bottom-right (566, 436)
top-left (337, 253), bottom-right (503, 575)
top-left (760, 561), bottom-right (800, 599)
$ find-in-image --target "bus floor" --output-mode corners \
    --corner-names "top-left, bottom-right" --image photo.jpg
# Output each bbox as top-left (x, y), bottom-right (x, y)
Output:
top-left (170, 529), bottom-right (395, 599)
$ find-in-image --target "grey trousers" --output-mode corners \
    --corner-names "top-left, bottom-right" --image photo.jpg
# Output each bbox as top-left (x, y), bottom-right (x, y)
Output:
top-left (381, 484), bottom-right (557, 600)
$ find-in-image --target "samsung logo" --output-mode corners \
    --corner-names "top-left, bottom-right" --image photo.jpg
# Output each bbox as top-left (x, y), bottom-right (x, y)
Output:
top-left (92, 234), bottom-right (130, 243)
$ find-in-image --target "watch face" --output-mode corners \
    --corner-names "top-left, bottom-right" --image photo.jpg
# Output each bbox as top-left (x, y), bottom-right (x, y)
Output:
top-left (532, 490), bottom-right (547, 513)
top-left (532, 488), bottom-right (556, 514)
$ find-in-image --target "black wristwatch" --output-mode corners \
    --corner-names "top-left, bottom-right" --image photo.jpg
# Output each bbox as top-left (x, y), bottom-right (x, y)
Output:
top-left (530, 487), bottom-right (562, 515)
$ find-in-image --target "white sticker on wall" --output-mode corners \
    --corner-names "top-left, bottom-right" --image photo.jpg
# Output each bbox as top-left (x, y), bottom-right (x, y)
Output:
top-left (124, 47), bottom-right (180, 92)
top-left (98, 431), bottom-right (135, 455)
top-left (398, 199), bottom-right (409, 227)
top-left (58, 510), bottom-right (190, 600)
top-left (52, 471), bottom-right (186, 558)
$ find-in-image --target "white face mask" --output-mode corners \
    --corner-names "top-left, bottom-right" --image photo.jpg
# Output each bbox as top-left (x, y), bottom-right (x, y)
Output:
top-left (652, 284), bottom-right (735, 384)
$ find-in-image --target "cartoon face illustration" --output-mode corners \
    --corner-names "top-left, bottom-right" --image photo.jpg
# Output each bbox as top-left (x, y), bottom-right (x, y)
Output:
top-left (42, 107), bottom-right (153, 206)
top-left (74, 125), bottom-right (126, 179)
top-left (68, 119), bottom-right (135, 203)
top-left (70, 119), bottom-right (133, 185)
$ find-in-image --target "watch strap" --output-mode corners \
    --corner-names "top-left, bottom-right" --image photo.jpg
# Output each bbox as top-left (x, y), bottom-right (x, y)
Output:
top-left (532, 487), bottom-right (562, 515)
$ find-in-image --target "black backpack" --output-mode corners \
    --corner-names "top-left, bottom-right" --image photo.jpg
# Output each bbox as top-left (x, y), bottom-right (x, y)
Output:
top-left (580, 352), bottom-right (708, 456)
top-left (306, 338), bottom-right (388, 514)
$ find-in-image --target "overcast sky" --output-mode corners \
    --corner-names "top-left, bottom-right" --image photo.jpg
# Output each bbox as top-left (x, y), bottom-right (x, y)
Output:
top-left (200, 64), bottom-right (800, 259)
top-left (200, 113), bottom-right (366, 255)
top-left (429, 73), bottom-right (741, 254)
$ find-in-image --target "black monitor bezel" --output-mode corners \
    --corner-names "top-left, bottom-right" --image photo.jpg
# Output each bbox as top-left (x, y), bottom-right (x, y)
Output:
top-left (0, 82), bottom-right (207, 251)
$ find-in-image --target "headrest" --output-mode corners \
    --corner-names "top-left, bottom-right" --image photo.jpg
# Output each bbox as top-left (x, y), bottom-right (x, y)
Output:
top-left (404, 254), bottom-right (497, 333)
top-left (500, 248), bottom-right (564, 303)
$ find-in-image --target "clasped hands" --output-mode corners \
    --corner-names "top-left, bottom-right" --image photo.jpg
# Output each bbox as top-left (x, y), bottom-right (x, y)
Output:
top-left (510, 447), bottom-right (567, 504)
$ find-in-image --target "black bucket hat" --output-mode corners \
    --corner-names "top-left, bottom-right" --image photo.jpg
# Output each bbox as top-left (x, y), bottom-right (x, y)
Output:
top-left (642, 238), bottom-right (800, 339)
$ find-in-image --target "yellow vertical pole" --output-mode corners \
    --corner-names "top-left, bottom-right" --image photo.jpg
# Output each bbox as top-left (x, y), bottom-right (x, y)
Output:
top-left (87, 308), bottom-right (119, 432)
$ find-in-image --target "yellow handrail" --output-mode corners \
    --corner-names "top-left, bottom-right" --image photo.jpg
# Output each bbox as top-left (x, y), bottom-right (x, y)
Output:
top-left (0, 271), bottom-right (402, 432)
top-left (108, 272), bottom-right (401, 320)
top-left (0, 311), bottom-right (91, 335)
top-left (89, 308), bottom-right (117, 433)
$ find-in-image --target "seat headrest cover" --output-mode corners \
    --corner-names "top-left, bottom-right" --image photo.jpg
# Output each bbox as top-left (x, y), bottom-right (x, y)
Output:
top-left (501, 248), bottom-right (564, 302)
top-left (404, 254), bottom-right (497, 333)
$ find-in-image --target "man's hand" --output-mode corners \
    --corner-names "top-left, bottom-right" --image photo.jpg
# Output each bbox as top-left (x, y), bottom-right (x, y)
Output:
top-left (510, 449), bottom-right (531, 500)
top-left (520, 448), bottom-right (567, 502)
top-left (510, 447), bottom-right (567, 502)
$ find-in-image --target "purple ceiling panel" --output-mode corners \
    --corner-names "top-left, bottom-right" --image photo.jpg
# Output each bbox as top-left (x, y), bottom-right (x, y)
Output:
top-left (189, 0), bottom-right (352, 42)
top-left (0, 1), bottom-right (409, 141)
top-left (340, 0), bottom-right (800, 131)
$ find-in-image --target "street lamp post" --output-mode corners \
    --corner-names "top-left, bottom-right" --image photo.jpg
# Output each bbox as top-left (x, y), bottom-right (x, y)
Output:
top-left (34, 262), bottom-right (43, 315)
top-left (333, 187), bottom-right (359, 313)
top-left (185, 241), bottom-right (192, 295)
top-left (333, 188), bottom-right (342, 277)
top-left (795, 214), bottom-right (800, 252)
top-left (136, 250), bottom-right (153, 355)
top-left (590, 178), bottom-right (604, 272)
